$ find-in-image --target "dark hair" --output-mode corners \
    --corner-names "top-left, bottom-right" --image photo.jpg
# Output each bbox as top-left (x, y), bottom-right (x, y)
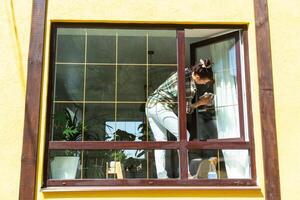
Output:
top-left (191, 59), bottom-right (214, 83)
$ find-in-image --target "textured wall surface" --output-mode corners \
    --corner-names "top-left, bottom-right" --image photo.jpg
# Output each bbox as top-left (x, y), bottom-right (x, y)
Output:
top-left (0, 0), bottom-right (32, 200)
top-left (268, 0), bottom-right (300, 200)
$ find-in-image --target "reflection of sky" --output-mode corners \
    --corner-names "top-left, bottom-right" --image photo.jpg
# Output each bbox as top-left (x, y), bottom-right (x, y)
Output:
top-left (105, 121), bottom-right (144, 159)
top-left (105, 121), bottom-right (143, 140)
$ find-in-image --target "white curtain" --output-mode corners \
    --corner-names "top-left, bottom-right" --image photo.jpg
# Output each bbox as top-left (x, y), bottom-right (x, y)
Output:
top-left (210, 39), bottom-right (250, 179)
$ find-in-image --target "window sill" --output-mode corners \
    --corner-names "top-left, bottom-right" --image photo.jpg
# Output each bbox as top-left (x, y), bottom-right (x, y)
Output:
top-left (41, 184), bottom-right (263, 198)
top-left (41, 185), bottom-right (262, 193)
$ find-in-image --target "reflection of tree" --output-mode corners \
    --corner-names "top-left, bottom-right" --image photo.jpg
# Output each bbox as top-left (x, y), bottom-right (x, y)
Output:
top-left (109, 125), bottom-right (148, 178)
top-left (124, 157), bottom-right (147, 178)
top-left (114, 129), bottom-right (136, 141)
top-left (108, 126), bottom-right (147, 158)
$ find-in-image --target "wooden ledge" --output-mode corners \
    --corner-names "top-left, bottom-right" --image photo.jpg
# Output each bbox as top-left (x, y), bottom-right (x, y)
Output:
top-left (42, 185), bottom-right (262, 192)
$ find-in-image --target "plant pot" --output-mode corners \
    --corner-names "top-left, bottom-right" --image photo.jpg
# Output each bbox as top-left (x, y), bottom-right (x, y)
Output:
top-left (50, 156), bottom-right (79, 179)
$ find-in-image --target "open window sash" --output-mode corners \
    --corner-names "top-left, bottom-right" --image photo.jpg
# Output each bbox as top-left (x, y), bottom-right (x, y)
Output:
top-left (189, 31), bottom-right (246, 142)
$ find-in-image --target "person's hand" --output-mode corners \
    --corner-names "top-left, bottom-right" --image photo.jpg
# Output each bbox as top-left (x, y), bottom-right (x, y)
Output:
top-left (193, 93), bottom-right (214, 108)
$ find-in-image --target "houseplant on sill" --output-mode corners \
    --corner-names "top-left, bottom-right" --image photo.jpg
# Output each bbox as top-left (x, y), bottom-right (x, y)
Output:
top-left (50, 106), bottom-right (86, 179)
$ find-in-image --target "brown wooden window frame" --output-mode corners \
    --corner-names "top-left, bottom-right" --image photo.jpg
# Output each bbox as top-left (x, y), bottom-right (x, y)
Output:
top-left (44, 23), bottom-right (256, 187)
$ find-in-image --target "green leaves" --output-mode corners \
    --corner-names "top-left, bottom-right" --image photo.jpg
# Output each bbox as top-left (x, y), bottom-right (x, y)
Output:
top-left (62, 107), bottom-right (81, 141)
top-left (54, 106), bottom-right (85, 141)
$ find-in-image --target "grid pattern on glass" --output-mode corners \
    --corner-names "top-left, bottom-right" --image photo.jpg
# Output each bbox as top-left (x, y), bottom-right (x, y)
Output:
top-left (117, 66), bottom-right (146, 101)
top-left (48, 149), bottom-right (179, 179)
top-left (56, 33), bottom-right (85, 63)
top-left (84, 103), bottom-right (115, 141)
top-left (85, 65), bottom-right (115, 101)
top-left (188, 149), bottom-right (250, 179)
top-left (148, 32), bottom-right (177, 64)
top-left (51, 28), bottom-right (178, 141)
top-left (54, 64), bottom-right (84, 101)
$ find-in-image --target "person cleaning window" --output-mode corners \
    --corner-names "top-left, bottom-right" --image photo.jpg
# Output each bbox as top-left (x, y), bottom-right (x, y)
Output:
top-left (146, 59), bottom-right (215, 178)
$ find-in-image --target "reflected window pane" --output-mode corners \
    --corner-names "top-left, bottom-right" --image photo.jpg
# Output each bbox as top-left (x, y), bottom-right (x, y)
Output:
top-left (116, 103), bottom-right (146, 141)
top-left (86, 65), bottom-right (115, 101)
top-left (148, 66), bottom-right (177, 96)
top-left (118, 32), bottom-right (146, 64)
top-left (54, 64), bottom-right (84, 101)
top-left (87, 35), bottom-right (116, 63)
top-left (195, 45), bottom-right (211, 64)
top-left (117, 66), bottom-right (146, 101)
top-left (106, 121), bottom-right (144, 141)
top-left (83, 150), bottom-right (114, 179)
top-left (57, 33), bottom-right (85, 63)
top-left (188, 149), bottom-right (251, 179)
top-left (148, 31), bottom-right (177, 64)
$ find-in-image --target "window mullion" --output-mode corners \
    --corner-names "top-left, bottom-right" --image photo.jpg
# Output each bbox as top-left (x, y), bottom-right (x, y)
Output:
top-left (177, 29), bottom-right (188, 179)
top-left (177, 30), bottom-right (187, 141)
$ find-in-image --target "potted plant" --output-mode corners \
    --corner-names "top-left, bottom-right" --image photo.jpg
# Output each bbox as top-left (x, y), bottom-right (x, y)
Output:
top-left (50, 106), bottom-right (85, 179)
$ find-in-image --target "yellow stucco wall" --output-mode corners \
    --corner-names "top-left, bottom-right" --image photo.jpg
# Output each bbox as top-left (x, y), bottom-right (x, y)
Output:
top-left (268, 0), bottom-right (300, 199)
top-left (0, 0), bottom-right (299, 200)
top-left (0, 0), bottom-right (32, 200)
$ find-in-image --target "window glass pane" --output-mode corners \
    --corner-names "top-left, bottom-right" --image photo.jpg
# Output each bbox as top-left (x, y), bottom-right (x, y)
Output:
top-left (51, 28), bottom-right (179, 143)
top-left (148, 30), bottom-right (177, 64)
top-left (105, 121), bottom-right (144, 141)
top-left (148, 65), bottom-right (177, 96)
top-left (117, 65), bottom-right (146, 101)
top-left (49, 149), bottom-right (179, 179)
top-left (103, 149), bottom-right (179, 179)
top-left (86, 32), bottom-right (116, 63)
top-left (84, 103), bottom-right (115, 141)
top-left (86, 65), bottom-right (115, 101)
top-left (189, 104), bottom-right (240, 141)
top-left (115, 103), bottom-right (146, 141)
top-left (57, 28), bottom-right (85, 63)
top-left (83, 149), bottom-right (150, 179)
top-left (212, 39), bottom-right (240, 139)
top-left (54, 64), bottom-right (84, 101)
top-left (189, 105), bottom-right (217, 141)
top-left (48, 150), bottom-right (82, 180)
top-left (83, 150), bottom-right (114, 179)
top-left (118, 30), bottom-right (147, 64)
top-left (188, 149), bottom-right (251, 179)
top-left (51, 103), bottom-right (83, 141)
